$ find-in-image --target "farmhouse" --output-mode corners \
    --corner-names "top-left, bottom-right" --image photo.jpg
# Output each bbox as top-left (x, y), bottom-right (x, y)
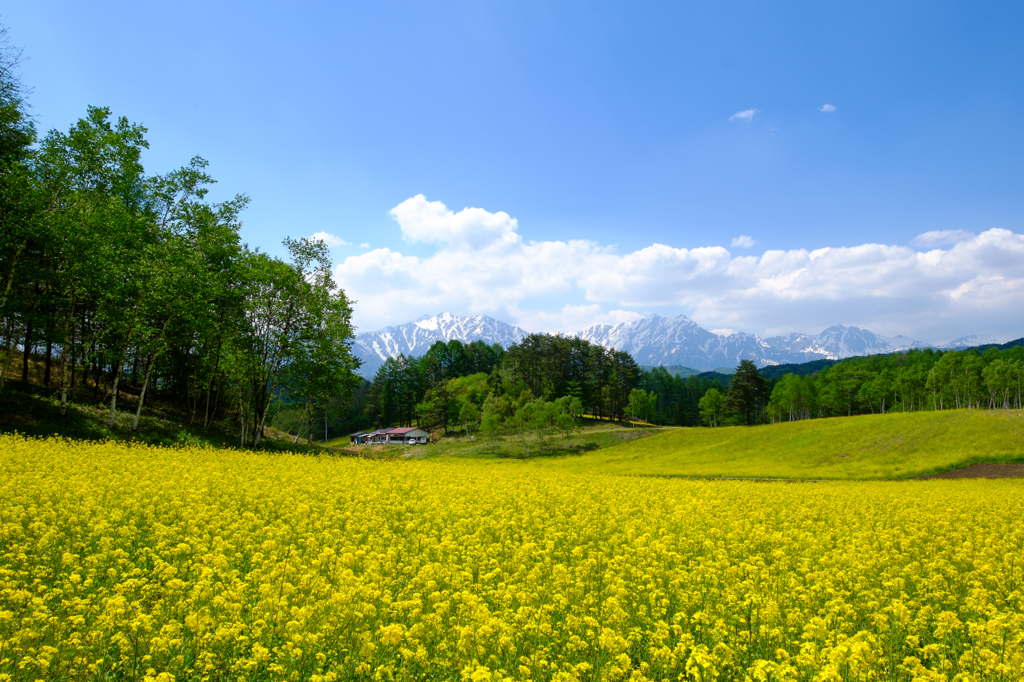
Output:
top-left (352, 427), bottom-right (430, 445)
top-left (385, 427), bottom-right (430, 444)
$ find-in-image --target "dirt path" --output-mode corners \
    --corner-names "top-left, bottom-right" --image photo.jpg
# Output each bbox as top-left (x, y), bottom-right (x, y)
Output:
top-left (917, 463), bottom-right (1024, 479)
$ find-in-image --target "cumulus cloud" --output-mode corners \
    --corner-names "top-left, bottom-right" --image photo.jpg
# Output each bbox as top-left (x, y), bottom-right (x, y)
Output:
top-left (359, 242), bottom-right (371, 248)
top-left (308, 231), bottom-right (349, 247)
top-left (334, 196), bottom-right (1024, 343)
top-left (910, 230), bottom-right (975, 248)
top-left (819, 103), bottom-right (837, 113)
top-left (729, 109), bottom-right (758, 123)
top-left (731, 235), bottom-right (756, 248)
top-left (509, 306), bottom-right (646, 335)
top-left (390, 194), bottom-right (520, 250)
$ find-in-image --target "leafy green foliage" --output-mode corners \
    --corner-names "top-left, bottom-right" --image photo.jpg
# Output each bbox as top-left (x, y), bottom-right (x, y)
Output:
top-left (0, 56), bottom-right (362, 448)
top-left (365, 334), bottom-right (643, 434)
top-left (726, 359), bottom-right (768, 425)
top-left (698, 388), bottom-right (726, 427)
top-left (766, 346), bottom-right (1024, 422)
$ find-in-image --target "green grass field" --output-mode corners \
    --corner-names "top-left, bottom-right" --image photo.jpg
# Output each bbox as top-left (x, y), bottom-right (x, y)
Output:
top-left (543, 409), bottom-right (1024, 480)
top-left (325, 420), bottom-right (668, 460)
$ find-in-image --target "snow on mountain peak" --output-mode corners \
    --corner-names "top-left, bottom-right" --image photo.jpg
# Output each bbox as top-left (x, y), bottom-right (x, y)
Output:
top-left (352, 312), bottom-right (941, 376)
top-left (354, 313), bottom-right (529, 376)
top-left (943, 335), bottom-right (1001, 348)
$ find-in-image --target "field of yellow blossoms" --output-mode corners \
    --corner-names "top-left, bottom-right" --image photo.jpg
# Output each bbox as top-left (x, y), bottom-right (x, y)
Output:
top-left (1, 434), bottom-right (1022, 681)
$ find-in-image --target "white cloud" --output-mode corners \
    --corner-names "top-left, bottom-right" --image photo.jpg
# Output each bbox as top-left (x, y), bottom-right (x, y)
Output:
top-left (335, 196), bottom-right (1024, 343)
top-left (819, 103), bottom-right (837, 113)
top-left (308, 231), bottom-right (349, 247)
top-left (359, 242), bottom-right (371, 248)
top-left (509, 306), bottom-right (646, 335)
top-left (730, 109), bottom-right (758, 123)
top-left (390, 194), bottom-right (520, 250)
top-left (910, 230), bottom-right (975, 248)
top-left (731, 235), bottom-right (756, 248)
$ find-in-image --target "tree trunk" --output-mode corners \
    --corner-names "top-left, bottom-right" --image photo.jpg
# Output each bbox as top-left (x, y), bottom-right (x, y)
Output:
top-left (132, 352), bottom-right (158, 431)
top-left (0, 244), bottom-right (27, 392)
top-left (44, 339), bottom-right (53, 387)
top-left (0, 321), bottom-right (16, 390)
top-left (188, 372), bottom-right (197, 424)
top-left (203, 340), bottom-right (222, 429)
top-left (59, 292), bottom-right (76, 416)
top-left (21, 316), bottom-right (33, 382)
top-left (108, 362), bottom-right (122, 429)
top-left (210, 377), bottom-right (223, 428)
top-left (70, 327), bottom-right (77, 393)
top-left (92, 354), bottom-right (101, 401)
top-left (273, 387), bottom-right (283, 438)
top-left (107, 295), bottom-right (144, 428)
top-left (0, 244), bottom-right (25, 314)
top-left (239, 380), bottom-right (247, 448)
top-left (252, 362), bottom-right (284, 449)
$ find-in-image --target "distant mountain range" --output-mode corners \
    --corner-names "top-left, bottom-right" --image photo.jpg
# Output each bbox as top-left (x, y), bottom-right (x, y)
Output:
top-left (352, 312), bottom-right (1003, 377)
top-left (353, 313), bottom-right (529, 376)
top-left (577, 315), bottom-right (924, 370)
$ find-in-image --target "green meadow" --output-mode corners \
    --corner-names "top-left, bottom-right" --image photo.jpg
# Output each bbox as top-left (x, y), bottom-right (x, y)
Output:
top-left (545, 409), bottom-right (1024, 480)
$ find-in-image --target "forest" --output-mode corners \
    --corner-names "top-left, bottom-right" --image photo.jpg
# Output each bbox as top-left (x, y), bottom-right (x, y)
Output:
top-left (356, 334), bottom-right (644, 445)
top-left (355, 336), bottom-right (1024, 440)
top-left (0, 27), bottom-right (361, 447)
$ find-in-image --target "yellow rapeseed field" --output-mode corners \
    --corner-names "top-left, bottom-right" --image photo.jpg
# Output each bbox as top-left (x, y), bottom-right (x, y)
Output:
top-left (1, 435), bottom-right (1022, 681)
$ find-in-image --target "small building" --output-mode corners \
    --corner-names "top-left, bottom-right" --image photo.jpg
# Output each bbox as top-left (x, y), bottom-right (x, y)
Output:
top-left (385, 427), bottom-right (430, 445)
top-left (366, 429), bottom-right (391, 444)
top-left (360, 427), bottom-right (430, 445)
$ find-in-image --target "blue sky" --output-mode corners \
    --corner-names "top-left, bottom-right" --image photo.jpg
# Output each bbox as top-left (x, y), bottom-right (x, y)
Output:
top-left (6, 1), bottom-right (1024, 342)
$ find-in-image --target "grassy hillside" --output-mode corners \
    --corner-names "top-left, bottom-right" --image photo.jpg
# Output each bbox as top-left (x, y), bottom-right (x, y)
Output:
top-left (546, 409), bottom-right (1024, 480)
top-left (639, 364), bottom-right (700, 377)
top-left (325, 420), bottom-right (668, 460)
top-left (0, 361), bottom-right (321, 454)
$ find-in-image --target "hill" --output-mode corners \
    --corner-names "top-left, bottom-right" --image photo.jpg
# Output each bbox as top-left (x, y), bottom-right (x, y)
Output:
top-left (973, 337), bottom-right (1024, 352)
top-left (0, 351), bottom-right (322, 454)
top-left (638, 364), bottom-right (700, 377)
top-left (546, 410), bottom-right (1024, 480)
top-left (759, 358), bottom-right (838, 380)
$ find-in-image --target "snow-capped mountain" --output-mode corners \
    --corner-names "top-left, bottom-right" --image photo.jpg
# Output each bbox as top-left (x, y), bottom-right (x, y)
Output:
top-left (352, 312), bottom-right (934, 376)
top-left (577, 315), bottom-right (770, 369)
top-left (941, 335), bottom-right (1002, 349)
top-left (579, 314), bottom-right (927, 370)
top-left (354, 313), bottom-right (528, 376)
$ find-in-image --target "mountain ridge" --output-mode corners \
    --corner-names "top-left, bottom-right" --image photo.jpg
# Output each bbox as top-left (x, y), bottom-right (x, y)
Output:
top-left (352, 312), bottom-right (999, 377)
top-left (353, 312), bottom-right (529, 376)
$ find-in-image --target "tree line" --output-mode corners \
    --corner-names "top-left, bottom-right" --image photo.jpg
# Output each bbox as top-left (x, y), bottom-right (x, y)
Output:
top-left (645, 345), bottom-right (1024, 428)
top-left (765, 345), bottom-right (1024, 423)
top-left (363, 334), bottom-right (642, 448)
top-left (0, 28), bottom-right (361, 446)
top-left (363, 335), bottom-right (1024, 439)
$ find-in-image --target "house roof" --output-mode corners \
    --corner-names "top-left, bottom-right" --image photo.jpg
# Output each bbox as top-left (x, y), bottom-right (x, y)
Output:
top-left (349, 432), bottom-right (369, 437)
top-left (388, 427), bottom-right (426, 435)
